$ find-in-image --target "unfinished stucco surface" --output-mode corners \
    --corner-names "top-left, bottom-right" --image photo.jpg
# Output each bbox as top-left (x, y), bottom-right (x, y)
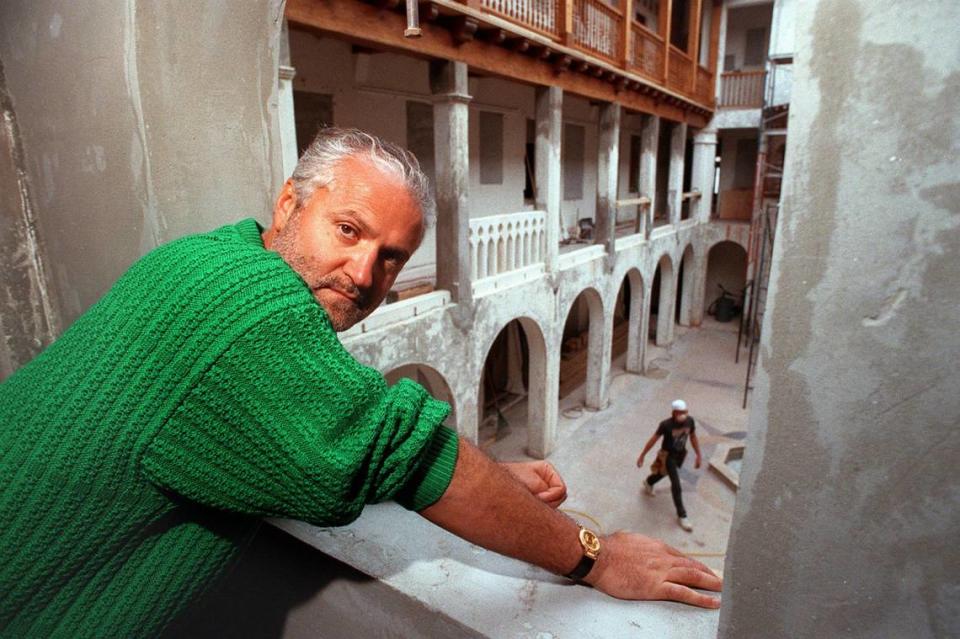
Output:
top-left (0, 0), bottom-right (284, 347)
top-left (720, 1), bottom-right (960, 637)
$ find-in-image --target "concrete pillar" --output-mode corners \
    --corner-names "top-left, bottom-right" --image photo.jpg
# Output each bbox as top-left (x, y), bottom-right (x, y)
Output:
top-left (677, 249), bottom-right (699, 327)
top-left (594, 102), bottom-right (621, 270)
top-left (430, 60), bottom-right (472, 304)
top-left (527, 330), bottom-right (560, 459)
top-left (687, 249), bottom-right (708, 326)
top-left (667, 121), bottom-right (688, 226)
top-left (277, 20), bottom-right (298, 180)
top-left (692, 129), bottom-right (717, 222)
top-left (720, 2), bottom-right (960, 637)
top-left (584, 294), bottom-right (611, 410)
top-left (655, 259), bottom-right (676, 346)
top-left (625, 272), bottom-right (646, 374)
top-left (534, 86), bottom-right (562, 273)
top-left (278, 66), bottom-right (298, 179)
top-left (639, 114), bottom-right (660, 239)
top-left (638, 282), bottom-right (653, 372)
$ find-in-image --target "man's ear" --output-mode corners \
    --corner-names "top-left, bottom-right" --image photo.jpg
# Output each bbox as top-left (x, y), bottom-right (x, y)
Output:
top-left (271, 179), bottom-right (298, 232)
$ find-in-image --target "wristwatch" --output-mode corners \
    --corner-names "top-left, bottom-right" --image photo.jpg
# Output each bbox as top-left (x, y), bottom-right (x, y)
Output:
top-left (565, 526), bottom-right (601, 582)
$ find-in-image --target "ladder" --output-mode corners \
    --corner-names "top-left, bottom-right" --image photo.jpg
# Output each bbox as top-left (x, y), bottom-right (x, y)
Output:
top-left (740, 203), bottom-right (777, 408)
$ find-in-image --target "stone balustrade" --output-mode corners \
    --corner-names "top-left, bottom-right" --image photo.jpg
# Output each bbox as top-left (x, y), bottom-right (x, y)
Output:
top-left (469, 210), bottom-right (546, 280)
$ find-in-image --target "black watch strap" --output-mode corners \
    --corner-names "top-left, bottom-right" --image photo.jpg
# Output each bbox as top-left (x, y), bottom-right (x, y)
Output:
top-left (565, 554), bottom-right (597, 581)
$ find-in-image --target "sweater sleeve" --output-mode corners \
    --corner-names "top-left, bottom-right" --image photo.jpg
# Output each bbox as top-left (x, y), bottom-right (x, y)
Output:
top-left (140, 303), bottom-right (459, 526)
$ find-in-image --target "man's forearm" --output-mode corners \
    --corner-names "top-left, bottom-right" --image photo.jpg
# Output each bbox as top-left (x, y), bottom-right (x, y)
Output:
top-left (419, 437), bottom-right (582, 576)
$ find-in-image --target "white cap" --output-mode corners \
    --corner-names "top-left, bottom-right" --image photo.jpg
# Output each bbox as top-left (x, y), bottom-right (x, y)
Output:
top-left (671, 399), bottom-right (688, 412)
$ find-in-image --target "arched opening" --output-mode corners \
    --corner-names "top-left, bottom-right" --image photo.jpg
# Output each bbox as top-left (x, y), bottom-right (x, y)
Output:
top-left (384, 364), bottom-right (456, 424)
top-left (704, 241), bottom-right (748, 325)
top-left (479, 318), bottom-right (549, 459)
top-left (676, 244), bottom-right (697, 326)
top-left (649, 254), bottom-right (675, 347)
top-left (559, 289), bottom-right (604, 406)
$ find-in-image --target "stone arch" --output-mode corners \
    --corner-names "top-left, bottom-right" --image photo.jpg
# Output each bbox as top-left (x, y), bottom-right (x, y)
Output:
top-left (559, 287), bottom-right (607, 410)
top-left (384, 363), bottom-right (457, 424)
top-left (650, 253), bottom-right (676, 347)
top-left (703, 240), bottom-right (749, 320)
top-left (478, 316), bottom-right (550, 458)
top-left (676, 243), bottom-right (698, 326)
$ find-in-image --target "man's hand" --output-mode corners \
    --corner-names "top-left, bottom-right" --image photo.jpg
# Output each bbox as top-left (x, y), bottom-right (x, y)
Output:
top-left (584, 531), bottom-right (722, 608)
top-left (694, 455), bottom-right (702, 469)
top-left (636, 455), bottom-right (645, 468)
top-left (501, 461), bottom-right (567, 508)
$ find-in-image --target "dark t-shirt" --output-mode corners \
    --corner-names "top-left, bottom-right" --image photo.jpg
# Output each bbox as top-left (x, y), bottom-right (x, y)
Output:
top-left (657, 417), bottom-right (696, 454)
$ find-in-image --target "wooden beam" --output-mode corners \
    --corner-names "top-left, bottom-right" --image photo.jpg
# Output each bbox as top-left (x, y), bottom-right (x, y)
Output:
top-left (559, 0), bottom-right (575, 46)
top-left (620, 0), bottom-right (634, 67)
top-left (690, 0), bottom-right (703, 93)
top-left (662, 0), bottom-right (673, 84)
top-left (285, 0), bottom-right (709, 127)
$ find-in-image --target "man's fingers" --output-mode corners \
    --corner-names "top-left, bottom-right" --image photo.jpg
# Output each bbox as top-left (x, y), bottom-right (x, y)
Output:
top-left (666, 566), bottom-right (723, 592)
top-left (536, 486), bottom-right (566, 508)
top-left (671, 554), bottom-right (716, 576)
top-left (659, 582), bottom-right (721, 609)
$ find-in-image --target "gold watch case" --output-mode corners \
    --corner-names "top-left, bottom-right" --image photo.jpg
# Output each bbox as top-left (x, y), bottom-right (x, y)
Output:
top-left (578, 527), bottom-right (601, 560)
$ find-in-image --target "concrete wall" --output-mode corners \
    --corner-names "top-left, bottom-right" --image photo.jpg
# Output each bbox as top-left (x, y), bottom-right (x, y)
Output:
top-left (724, 3), bottom-right (774, 71)
top-left (0, 0), bottom-right (284, 380)
top-left (720, 1), bottom-right (960, 637)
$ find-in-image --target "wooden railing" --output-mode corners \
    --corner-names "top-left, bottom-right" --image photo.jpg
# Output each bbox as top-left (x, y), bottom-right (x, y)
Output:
top-left (465, 0), bottom-right (716, 106)
top-left (572, 0), bottom-right (622, 64)
top-left (696, 66), bottom-right (714, 105)
top-left (629, 22), bottom-right (664, 82)
top-left (720, 70), bottom-right (766, 108)
top-left (668, 45), bottom-right (694, 93)
top-left (480, 0), bottom-right (561, 39)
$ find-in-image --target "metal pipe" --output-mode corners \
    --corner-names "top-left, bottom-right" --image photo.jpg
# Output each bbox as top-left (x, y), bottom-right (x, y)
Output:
top-left (405, 1), bottom-right (421, 38)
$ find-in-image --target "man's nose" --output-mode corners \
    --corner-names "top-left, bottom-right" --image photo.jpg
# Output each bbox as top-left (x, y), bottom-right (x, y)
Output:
top-left (344, 245), bottom-right (377, 290)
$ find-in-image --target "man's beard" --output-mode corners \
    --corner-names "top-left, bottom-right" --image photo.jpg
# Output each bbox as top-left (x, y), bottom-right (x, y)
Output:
top-left (270, 222), bottom-right (376, 331)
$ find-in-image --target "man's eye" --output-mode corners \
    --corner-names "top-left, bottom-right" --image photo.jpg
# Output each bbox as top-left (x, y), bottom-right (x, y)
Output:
top-left (338, 224), bottom-right (357, 238)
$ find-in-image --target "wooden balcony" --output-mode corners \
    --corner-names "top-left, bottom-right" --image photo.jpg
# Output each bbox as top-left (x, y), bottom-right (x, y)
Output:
top-left (473, 0), bottom-right (715, 105)
top-left (286, 0), bottom-right (718, 125)
top-left (719, 70), bottom-right (766, 108)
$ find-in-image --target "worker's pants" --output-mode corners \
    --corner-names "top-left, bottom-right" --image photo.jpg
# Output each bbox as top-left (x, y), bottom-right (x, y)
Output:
top-left (646, 452), bottom-right (687, 518)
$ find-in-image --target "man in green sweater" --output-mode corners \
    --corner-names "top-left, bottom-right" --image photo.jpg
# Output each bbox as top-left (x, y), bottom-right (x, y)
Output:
top-left (0, 128), bottom-right (720, 637)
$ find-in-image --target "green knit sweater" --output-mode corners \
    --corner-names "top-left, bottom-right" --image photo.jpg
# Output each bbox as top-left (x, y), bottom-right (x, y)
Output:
top-left (0, 219), bottom-right (459, 638)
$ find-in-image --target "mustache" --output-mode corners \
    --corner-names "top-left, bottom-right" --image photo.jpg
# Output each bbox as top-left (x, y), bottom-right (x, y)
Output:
top-left (312, 274), bottom-right (373, 309)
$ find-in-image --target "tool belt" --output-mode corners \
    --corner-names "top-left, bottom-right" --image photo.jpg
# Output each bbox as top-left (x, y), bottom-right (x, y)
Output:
top-left (650, 450), bottom-right (670, 476)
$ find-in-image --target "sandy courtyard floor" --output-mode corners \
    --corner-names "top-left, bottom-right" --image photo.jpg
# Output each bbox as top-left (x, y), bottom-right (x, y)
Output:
top-left (483, 317), bottom-right (751, 577)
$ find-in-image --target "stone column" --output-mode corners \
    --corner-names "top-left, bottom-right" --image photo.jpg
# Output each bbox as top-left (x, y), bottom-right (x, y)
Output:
top-left (430, 60), bottom-right (472, 304)
top-left (527, 331), bottom-right (561, 459)
top-left (687, 249), bottom-right (708, 326)
top-left (277, 20), bottom-right (298, 180)
top-left (667, 121), bottom-right (688, 226)
top-left (595, 102), bottom-right (621, 270)
top-left (639, 114), bottom-right (660, 238)
top-left (278, 66), bottom-right (298, 180)
top-left (625, 272), bottom-right (646, 373)
top-left (692, 129), bottom-right (717, 222)
top-left (655, 260), bottom-right (677, 346)
top-left (535, 86), bottom-right (562, 273)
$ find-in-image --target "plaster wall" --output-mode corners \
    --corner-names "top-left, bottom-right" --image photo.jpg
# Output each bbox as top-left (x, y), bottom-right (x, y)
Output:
top-left (769, 0), bottom-right (796, 58)
top-left (720, 1), bottom-right (960, 637)
top-left (0, 0), bottom-right (284, 345)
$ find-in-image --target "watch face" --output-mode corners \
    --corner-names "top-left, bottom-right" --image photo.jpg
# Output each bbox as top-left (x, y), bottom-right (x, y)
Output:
top-left (580, 528), bottom-right (601, 554)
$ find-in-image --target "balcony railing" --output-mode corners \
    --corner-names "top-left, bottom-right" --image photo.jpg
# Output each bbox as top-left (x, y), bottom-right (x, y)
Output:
top-left (480, 0), bottom-right (560, 39)
top-left (572, 0), bottom-right (622, 64)
top-left (668, 46), bottom-right (694, 93)
top-left (469, 210), bottom-right (546, 280)
top-left (468, 1), bottom-right (714, 105)
top-left (629, 22), bottom-right (664, 82)
top-left (720, 70), bottom-right (766, 108)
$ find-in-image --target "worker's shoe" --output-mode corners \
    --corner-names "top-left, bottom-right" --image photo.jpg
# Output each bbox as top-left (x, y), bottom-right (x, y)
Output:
top-left (678, 517), bottom-right (693, 532)
top-left (644, 481), bottom-right (655, 496)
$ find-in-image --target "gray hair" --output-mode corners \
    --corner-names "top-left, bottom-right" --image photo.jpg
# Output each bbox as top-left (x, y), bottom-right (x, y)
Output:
top-left (291, 127), bottom-right (436, 240)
